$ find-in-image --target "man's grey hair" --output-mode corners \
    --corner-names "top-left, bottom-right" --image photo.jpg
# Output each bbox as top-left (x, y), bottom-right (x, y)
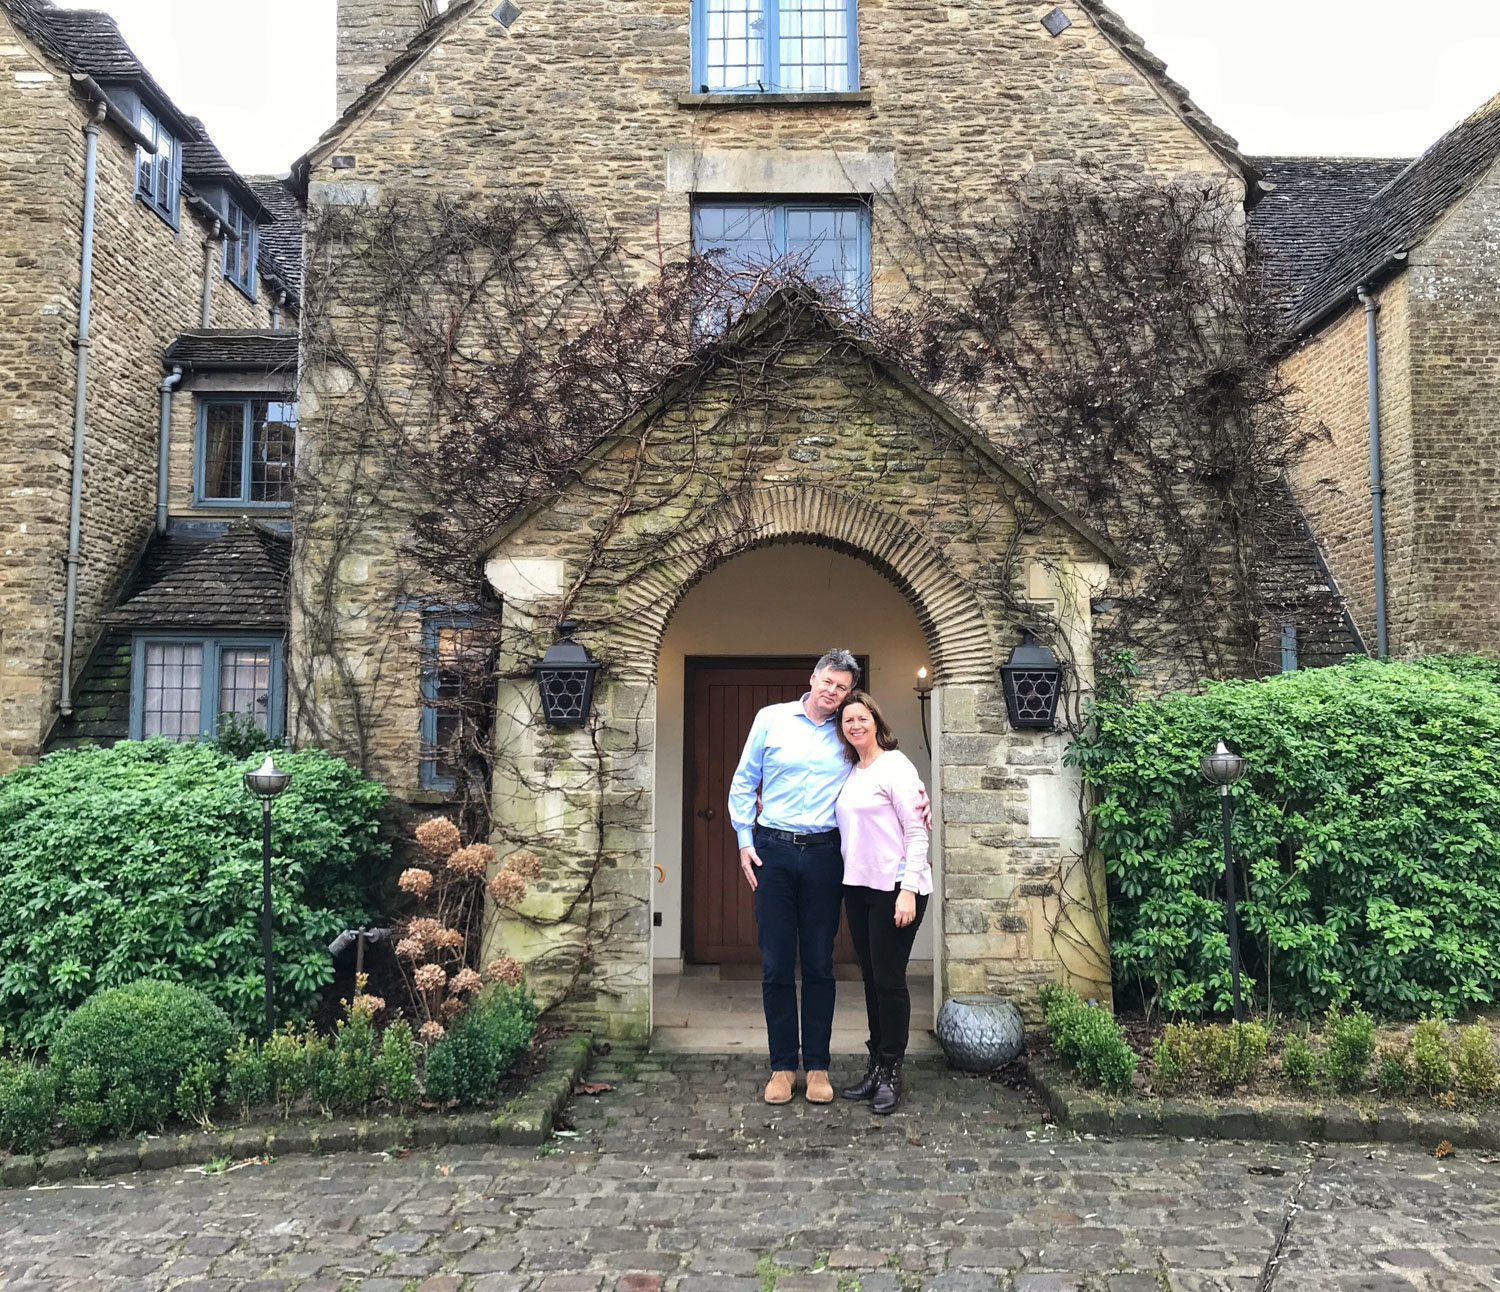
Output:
top-left (815, 649), bottom-right (860, 685)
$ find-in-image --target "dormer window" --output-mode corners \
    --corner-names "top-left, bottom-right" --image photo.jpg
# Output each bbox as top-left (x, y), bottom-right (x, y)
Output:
top-left (135, 103), bottom-right (180, 227)
top-left (222, 199), bottom-right (258, 299)
top-left (692, 0), bottom-right (858, 95)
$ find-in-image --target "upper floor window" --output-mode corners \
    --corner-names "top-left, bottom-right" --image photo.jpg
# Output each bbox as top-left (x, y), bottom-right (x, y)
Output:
top-left (130, 634), bottom-right (284, 741)
top-left (692, 0), bottom-right (858, 94)
top-left (222, 200), bottom-right (258, 299)
top-left (693, 199), bottom-right (870, 310)
top-left (197, 397), bottom-right (297, 507)
top-left (135, 104), bottom-right (180, 227)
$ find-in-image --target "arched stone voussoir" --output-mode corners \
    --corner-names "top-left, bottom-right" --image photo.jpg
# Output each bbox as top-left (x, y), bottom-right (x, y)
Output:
top-left (604, 484), bottom-right (996, 684)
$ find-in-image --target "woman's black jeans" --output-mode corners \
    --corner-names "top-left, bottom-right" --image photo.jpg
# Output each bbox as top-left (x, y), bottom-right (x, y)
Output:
top-left (843, 884), bottom-right (929, 1064)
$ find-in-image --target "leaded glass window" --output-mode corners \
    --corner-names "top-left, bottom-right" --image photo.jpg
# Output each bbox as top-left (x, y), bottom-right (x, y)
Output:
top-left (693, 0), bottom-right (857, 94)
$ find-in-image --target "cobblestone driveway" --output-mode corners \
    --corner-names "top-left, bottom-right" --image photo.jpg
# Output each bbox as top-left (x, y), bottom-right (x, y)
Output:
top-left (3, 1052), bottom-right (1499, 1292)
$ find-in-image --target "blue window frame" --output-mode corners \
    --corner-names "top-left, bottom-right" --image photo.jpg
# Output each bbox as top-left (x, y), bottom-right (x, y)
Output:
top-left (134, 103), bottom-right (180, 227)
top-left (693, 199), bottom-right (870, 309)
top-left (129, 633), bottom-right (284, 741)
top-left (196, 397), bottom-right (297, 507)
top-left (420, 613), bottom-right (488, 791)
top-left (222, 199), bottom-right (258, 299)
top-left (692, 0), bottom-right (858, 94)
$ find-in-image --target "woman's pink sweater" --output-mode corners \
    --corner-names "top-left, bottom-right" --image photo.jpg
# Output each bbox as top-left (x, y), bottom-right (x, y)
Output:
top-left (834, 749), bottom-right (932, 894)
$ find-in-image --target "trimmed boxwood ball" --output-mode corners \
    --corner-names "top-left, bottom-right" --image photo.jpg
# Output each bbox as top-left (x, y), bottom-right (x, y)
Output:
top-left (50, 979), bottom-right (235, 1137)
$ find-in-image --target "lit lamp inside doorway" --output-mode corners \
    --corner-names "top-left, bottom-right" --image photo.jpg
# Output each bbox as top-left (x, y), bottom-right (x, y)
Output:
top-left (915, 666), bottom-right (932, 756)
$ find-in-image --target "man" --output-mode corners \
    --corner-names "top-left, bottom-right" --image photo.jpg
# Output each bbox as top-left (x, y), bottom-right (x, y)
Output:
top-left (728, 649), bottom-right (861, 1106)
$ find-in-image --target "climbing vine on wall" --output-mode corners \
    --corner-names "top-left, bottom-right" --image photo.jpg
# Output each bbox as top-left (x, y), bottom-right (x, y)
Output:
top-left (292, 177), bottom-right (1308, 1010)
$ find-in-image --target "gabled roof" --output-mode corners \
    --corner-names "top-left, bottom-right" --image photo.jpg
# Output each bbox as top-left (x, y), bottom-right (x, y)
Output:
top-left (1076, 1), bottom-right (1262, 197)
top-left (479, 287), bottom-right (1125, 568)
top-left (0, 0), bottom-right (196, 137)
top-left (294, 0), bottom-right (481, 181)
top-left (105, 523), bottom-right (291, 630)
top-left (295, 0), bottom-right (1259, 197)
top-left (246, 176), bottom-right (305, 302)
top-left (163, 329), bottom-right (299, 374)
top-left (1249, 157), bottom-right (1412, 310)
top-left (1273, 91), bottom-right (1500, 335)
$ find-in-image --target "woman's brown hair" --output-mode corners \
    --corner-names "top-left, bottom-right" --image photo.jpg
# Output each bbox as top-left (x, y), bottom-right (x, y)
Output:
top-left (836, 690), bottom-right (899, 763)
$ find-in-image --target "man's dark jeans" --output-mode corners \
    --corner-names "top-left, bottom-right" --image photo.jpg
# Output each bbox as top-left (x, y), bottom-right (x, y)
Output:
top-left (752, 828), bottom-right (843, 1071)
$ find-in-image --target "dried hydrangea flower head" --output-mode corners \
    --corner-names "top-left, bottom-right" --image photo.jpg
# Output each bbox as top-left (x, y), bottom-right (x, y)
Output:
top-left (485, 955), bottom-right (524, 986)
top-left (504, 849), bottom-right (541, 880)
top-left (414, 816), bottom-right (462, 858)
top-left (433, 927), bottom-right (465, 951)
top-left (447, 843), bottom-right (494, 879)
top-left (413, 963), bottom-right (447, 993)
top-left (487, 868), bottom-right (526, 906)
top-left (407, 916), bottom-right (445, 947)
top-left (449, 967), bottom-right (483, 995)
top-left (351, 993), bottom-right (386, 1016)
top-left (398, 866), bottom-right (435, 897)
top-left (439, 996), bottom-right (466, 1020)
top-left (418, 1020), bottom-right (446, 1043)
top-left (395, 936), bottom-right (424, 961)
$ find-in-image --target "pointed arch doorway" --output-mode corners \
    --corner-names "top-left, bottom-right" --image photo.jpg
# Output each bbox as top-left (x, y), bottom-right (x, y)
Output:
top-left (651, 543), bottom-right (938, 1054)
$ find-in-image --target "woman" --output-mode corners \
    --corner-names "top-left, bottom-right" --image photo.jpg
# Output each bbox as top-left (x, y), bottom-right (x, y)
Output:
top-left (834, 689), bottom-right (932, 1114)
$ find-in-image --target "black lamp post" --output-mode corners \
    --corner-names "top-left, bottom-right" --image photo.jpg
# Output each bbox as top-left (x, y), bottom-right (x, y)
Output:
top-left (1000, 628), bottom-right (1063, 730)
top-left (1199, 739), bottom-right (1247, 1022)
top-left (244, 753), bottom-right (292, 1035)
top-left (532, 620), bottom-right (601, 726)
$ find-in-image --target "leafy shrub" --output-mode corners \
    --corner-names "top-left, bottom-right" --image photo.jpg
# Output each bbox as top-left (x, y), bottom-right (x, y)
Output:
top-left (424, 983), bottom-right (539, 1105)
top-left (1324, 1008), bottom-right (1376, 1090)
top-left (0, 741), bottom-right (385, 1046)
top-left (1039, 984), bottom-right (1138, 1096)
top-left (50, 980), bottom-right (235, 1137)
top-left (1070, 656), bottom-right (1500, 1019)
top-left (1455, 1024), bottom-right (1499, 1095)
top-left (1378, 1049), bottom-right (1413, 1097)
top-left (58, 1062), bottom-right (106, 1141)
top-left (0, 1059), bottom-right (56, 1155)
top-left (1153, 1021), bottom-right (1268, 1091)
top-left (324, 995), bottom-right (380, 1114)
top-left (264, 1028), bottom-right (304, 1116)
top-left (175, 1060), bottom-right (219, 1129)
top-left (377, 1019), bottom-right (420, 1112)
top-left (1279, 1032), bottom-right (1318, 1089)
top-left (225, 1038), bottom-right (271, 1119)
top-left (1413, 1017), bottom-right (1452, 1093)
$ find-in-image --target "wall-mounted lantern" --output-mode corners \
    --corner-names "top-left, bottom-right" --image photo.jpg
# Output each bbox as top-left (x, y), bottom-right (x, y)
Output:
top-left (1000, 627), bottom-right (1062, 730)
top-left (532, 619), bottom-right (600, 726)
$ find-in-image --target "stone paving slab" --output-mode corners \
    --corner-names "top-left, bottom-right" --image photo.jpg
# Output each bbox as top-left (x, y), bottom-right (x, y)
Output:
top-left (1, 1052), bottom-right (1498, 1291)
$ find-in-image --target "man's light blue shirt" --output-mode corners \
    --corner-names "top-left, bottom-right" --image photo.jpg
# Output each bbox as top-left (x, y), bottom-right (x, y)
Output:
top-left (729, 696), bottom-right (852, 848)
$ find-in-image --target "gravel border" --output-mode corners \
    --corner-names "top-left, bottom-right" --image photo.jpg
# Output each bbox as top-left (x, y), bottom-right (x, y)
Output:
top-left (0, 1033), bottom-right (592, 1188)
top-left (1028, 1056), bottom-right (1500, 1147)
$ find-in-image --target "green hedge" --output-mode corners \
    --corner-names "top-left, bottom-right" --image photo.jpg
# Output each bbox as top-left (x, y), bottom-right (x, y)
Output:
top-left (1069, 656), bottom-right (1500, 1019)
top-left (0, 740), bottom-right (385, 1047)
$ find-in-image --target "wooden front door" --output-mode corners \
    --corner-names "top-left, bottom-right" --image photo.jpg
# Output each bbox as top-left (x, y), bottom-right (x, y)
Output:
top-left (684, 657), bottom-right (859, 965)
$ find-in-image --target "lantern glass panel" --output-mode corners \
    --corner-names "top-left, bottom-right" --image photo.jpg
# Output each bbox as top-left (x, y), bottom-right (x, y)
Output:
top-left (538, 665), bottom-right (595, 724)
top-left (1003, 666), bottom-right (1059, 728)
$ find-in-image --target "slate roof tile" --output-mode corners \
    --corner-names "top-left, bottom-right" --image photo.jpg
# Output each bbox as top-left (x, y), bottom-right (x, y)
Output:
top-left (163, 329), bottom-right (299, 374)
top-left (105, 524), bottom-right (291, 630)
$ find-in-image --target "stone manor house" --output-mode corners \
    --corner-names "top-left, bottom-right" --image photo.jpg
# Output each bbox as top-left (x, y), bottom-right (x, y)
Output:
top-left (1, 0), bottom-right (1496, 1040)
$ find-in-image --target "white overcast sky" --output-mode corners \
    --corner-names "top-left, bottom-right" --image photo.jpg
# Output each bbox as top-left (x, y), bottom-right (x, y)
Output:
top-left (53, 0), bottom-right (1500, 175)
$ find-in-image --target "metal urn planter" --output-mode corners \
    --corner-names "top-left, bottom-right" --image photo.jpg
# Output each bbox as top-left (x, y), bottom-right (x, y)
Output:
top-left (935, 995), bottom-right (1026, 1070)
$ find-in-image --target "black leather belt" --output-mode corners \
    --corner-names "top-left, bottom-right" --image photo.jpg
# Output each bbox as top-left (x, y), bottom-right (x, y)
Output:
top-left (758, 826), bottom-right (840, 846)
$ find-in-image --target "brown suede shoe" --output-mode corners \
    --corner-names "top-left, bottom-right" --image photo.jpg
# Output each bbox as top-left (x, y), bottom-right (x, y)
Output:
top-left (805, 1069), bottom-right (834, 1104)
top-left (763, 1070), bottom-right (796, 1104)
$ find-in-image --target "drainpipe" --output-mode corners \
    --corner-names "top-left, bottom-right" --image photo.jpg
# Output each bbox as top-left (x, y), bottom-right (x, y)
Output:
top-left (1357, 285), bottom-right (1390, 658)
top-left (59, 101), bottom-right (108, 718)
top-left (156, 367), bottom-right (183, 535)
top-left (269, 285), bottom-right (286, 329)
top-left (200, 219), bottom-right (222, 327)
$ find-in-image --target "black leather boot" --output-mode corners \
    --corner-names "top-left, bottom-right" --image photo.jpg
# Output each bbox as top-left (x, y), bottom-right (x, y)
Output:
top-left (870, 1059), bottom-right (903, 1115)
top-left (841, 1042), bottom-right (879, 1100)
